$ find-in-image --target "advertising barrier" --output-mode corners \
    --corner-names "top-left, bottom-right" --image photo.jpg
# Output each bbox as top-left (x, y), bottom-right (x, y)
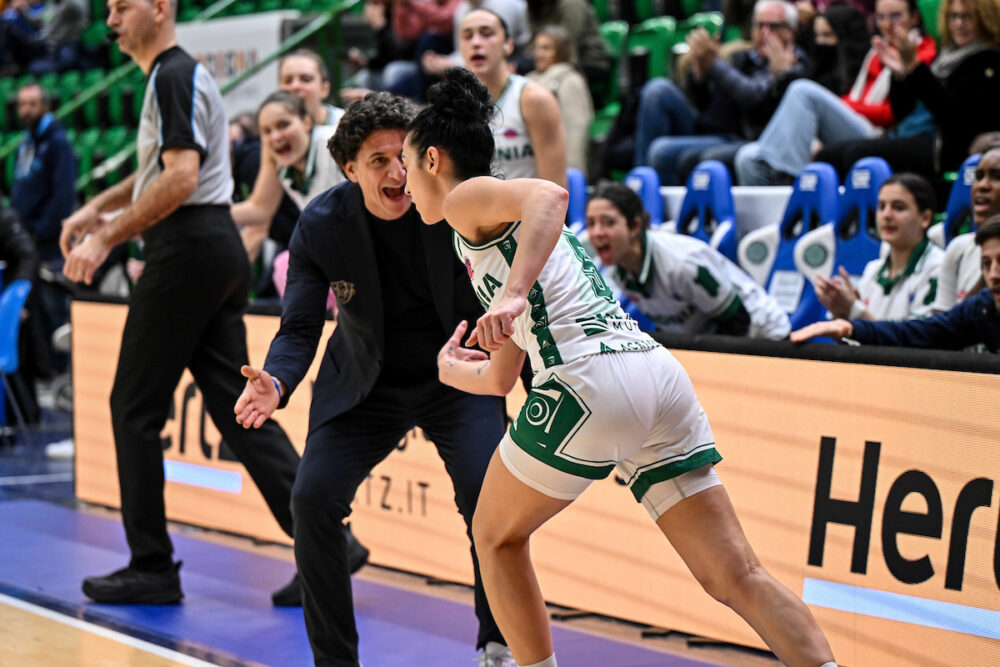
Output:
top-left (73, 300), bottom-right (1000, 665)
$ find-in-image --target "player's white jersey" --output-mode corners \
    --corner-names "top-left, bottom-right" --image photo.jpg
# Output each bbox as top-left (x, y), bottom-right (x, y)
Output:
top-left (858, 239), bottom-right (943, 320)
top-left (491, 74), bottom-right (537, 180)
top-left (611, 231), bottom-right (790, 339)
top-left (454, 222), bottom-right (658, 371)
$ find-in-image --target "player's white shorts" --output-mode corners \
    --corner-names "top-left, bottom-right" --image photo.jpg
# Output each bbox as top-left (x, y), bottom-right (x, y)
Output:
top-left (499, 346), bottom-right (722, 519)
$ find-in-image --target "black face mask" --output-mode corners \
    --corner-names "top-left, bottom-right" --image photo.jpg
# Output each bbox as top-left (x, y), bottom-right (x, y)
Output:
top-left (813, 43), bottom-right (838, 71)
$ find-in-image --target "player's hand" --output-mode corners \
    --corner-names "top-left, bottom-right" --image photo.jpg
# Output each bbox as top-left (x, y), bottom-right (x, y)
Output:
top-left (438, 321), bottom-right (489, 370)
top-left (790, 318), bottom-right (853, 343)
top-left (466, 293), bottom-right (525, 352)
top-left (63, 232), bottom-right (111, 285)
top-left (234, 365), bottom-right (280, 429)
top-left (814, 267), bottom-right (859, 319)
top-left (60, 203), bottom-right (100, 258)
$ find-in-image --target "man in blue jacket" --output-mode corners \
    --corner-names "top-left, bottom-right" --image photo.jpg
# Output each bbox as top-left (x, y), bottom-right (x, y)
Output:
top-left (234, 92), bottom-right (512, 667)
top-left (11, 82), bottom-right (76, 374)
top-left (791, 216), bottom-right (1000, 352)
top-left (12, 83), bottom-right (75, 266)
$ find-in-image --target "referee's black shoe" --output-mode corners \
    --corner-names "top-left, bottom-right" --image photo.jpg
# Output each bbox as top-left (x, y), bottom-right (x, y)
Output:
top-left (271, 523), bottom-right (370, 606)
top-left (82, 561), bottom-right (183, 604)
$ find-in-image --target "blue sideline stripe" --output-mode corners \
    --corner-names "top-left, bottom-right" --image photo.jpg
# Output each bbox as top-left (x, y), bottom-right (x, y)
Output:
top-left (163, 460), bottom-right (242, 494)
top-left (803, 578), bottom-right (1000, 640)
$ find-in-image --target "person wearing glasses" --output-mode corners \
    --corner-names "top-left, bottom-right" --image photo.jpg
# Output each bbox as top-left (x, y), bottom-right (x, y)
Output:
top-left (633, 0), bottom-right (811, 185)
top-left (812, 0), bottom-right (1000, 183)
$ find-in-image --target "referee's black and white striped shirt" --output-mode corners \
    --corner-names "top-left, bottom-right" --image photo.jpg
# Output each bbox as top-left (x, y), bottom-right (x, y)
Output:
top-left (133, 46), bottom-right (233, 206)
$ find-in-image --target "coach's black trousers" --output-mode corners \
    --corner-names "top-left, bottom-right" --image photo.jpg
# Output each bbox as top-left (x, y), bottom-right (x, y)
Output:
top-left (292, 379), bottom-right (507, 666)
top-left (109, 207), bottom-right (299, 572)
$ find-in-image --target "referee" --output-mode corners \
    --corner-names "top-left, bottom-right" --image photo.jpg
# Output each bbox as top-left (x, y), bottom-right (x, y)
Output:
top-left (60, 0), bottom-right (332, 605)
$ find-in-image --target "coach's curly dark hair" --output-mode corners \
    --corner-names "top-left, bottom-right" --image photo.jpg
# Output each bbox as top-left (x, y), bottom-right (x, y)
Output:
top-left (591, 181), bottom-right (651, 231)
top-left (327, 92), bottom-right (417, 170)
top-left (407, 67), bottom-right (495, 181)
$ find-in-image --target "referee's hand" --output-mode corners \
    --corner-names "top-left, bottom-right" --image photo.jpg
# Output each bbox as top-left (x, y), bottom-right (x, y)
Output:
top-left (235, 365), bottom-right (280, 429)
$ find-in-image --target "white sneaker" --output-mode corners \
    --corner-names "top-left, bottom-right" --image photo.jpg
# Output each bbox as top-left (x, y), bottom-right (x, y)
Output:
top-left (479, 641), bottom-right (517, 667)
top-left (45, 438), bottom-right (74, 460)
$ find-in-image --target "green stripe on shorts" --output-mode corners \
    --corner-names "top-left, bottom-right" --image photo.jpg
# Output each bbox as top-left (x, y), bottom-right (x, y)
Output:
top-left (628, 447), bottom-right (722, 502)
top-left (508, 375), bottom-right (613, 480)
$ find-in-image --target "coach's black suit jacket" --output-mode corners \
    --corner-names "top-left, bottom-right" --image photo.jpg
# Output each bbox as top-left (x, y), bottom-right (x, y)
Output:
top-left (263, 181), bottom-right (484, 435)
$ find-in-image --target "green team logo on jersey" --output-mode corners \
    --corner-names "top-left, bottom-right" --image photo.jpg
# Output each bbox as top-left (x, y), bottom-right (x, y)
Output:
top-left (564, 232), bottom-right (615, 303)
top-left (510, 375), bottom-right (611, 479)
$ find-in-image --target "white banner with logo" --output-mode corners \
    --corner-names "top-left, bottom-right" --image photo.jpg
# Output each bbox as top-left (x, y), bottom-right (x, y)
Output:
top-left (177, 11), bottom-right (300, 119)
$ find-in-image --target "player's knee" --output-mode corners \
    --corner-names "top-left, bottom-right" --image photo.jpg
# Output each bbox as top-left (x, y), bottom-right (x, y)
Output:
top-left (472, 506), bottom-right (528, 557)
top-left (696, 558), bottom-right (764, 608)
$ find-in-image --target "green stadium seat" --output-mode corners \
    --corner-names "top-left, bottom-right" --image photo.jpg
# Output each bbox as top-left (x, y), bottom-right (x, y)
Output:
top-left (626, 16), bottom-right (679, 82)
top-left (681, 0), bottom-right (701, 18)
top-left (678, 11), bottom-right (724, 37)
top-left (594, 21), bottom-right (628, 109)
top-left (591, 0), bottom-right (613, 23)
top-left (632, 0), bottom-right (657, 23)
top-left (81, 69), bottom-right (106, 129)
top-left (257, 0), bottom-right (283, 11)
top-left (918, 0), bottom-right (940, 42)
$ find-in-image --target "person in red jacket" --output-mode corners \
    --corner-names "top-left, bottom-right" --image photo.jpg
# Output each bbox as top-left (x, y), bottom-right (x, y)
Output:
top-left (735, 0), bottom-right (937, 184)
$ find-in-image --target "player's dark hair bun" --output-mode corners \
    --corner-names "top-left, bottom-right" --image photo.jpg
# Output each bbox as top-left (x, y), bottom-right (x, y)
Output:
top-left (426, 67), bottom-right (493, 126)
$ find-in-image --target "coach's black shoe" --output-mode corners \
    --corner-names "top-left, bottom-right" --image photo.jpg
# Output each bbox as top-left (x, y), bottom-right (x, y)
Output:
top-left (345, 522), bottom-right (370, 575)
top-left (82, 561), bottom-right (183, 604)
top-left (271, 572), bottom-right (302, 607)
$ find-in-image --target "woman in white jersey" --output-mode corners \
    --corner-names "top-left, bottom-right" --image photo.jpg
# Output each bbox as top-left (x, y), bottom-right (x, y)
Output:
top-left (231, 92), bottom-right (345, 261)
top-left (813, 173), bottom-right (943, 321)
top-left (402, 67), bottom-right (836, 667)
top-left (460, 8), bottom-right (567, 187)
top-left (586, 182), bottom-right (791, 339)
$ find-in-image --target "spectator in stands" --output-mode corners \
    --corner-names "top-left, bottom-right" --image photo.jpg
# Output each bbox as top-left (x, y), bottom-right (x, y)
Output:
top-left (380, 0), bottom-right (464, 100)
top-left (231, 91), bottom-right (346, 300)
top-left (26, 0), bottom-right (88, 74)
top-left (526, 24), bottom-right (591, 176)
top-left (461, 8), bottom-right (567, 186)
top-left (815, 0), bottom-right (1000, 182)
top-left (933, 144), bottom-right (1000, 312)
top-left (0, 0), bottom-right (45, 73)
top-left (791, 214), bottom-right (1000, 352)
top-left (737, 0), bottom-right (938, 185)
top-left (587, 182), bottom-right (791, 339)
top-left (633, 0), bottom-right (811, 185)
top-left (0, 204), bottom-right (43, 423)
top-left (814, 173), bottom-right (944, 322)
top-left (10, 82), bottom-right (75, 374)
top-left (526, 0), bottom-right (608, 92)
top-left (343, 0), bottom-right (419, 96)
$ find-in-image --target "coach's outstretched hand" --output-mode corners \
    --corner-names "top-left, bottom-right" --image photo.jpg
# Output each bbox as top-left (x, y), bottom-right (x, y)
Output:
top-left (235, 365), bottom-right (280, 429)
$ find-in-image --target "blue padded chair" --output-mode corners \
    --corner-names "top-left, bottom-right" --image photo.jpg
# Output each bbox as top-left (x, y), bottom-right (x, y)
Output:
top-left (739, 162), bottom-right (839, 329)
top-left (624, 166), bottom-right (663, 226)
top-left (566, 167), bottom-right (587, 235)
top-left (0, 280), bottom-right (34, 443)
top-left (675, 160), bottom-right (738, 262)
top-left (942, 153), bottom-right (981, 246)
top-left (795, 157), bottom-right (891, 284)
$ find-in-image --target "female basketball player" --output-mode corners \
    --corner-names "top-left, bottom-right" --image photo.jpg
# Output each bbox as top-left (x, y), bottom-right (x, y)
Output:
top-left (400, 67), bottom-right (837, 667)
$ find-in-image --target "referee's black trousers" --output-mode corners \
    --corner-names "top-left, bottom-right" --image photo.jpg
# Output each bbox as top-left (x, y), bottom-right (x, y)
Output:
top-left (109, 208), bottom-right (300, 572)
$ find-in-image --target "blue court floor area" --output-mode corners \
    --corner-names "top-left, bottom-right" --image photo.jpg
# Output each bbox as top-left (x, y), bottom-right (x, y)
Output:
top-left (0, 398), bottom-right (773, 667)
top-left (0, 499), bottom-right (726, 666)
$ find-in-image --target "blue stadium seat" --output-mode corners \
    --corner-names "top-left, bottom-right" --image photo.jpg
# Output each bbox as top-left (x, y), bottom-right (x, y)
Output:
top-left (942, 153), bottom-right (980, 246)
top-left (738, 162), bottom-right (839, 329)
top-left (675, 160), bottom-right (738, 262)
top-left (794, 157), bottom-right (890, 284)
top-left (566, 167), bottom-right (587, 235)
top-left (624, 166), bottom-right (663, 226)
